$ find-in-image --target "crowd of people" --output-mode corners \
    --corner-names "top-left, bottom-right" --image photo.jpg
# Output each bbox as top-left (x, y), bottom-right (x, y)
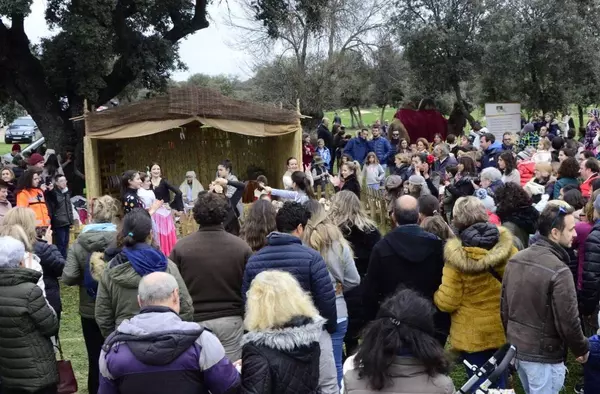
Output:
top-left (1, 108), bottom-right (600, 394)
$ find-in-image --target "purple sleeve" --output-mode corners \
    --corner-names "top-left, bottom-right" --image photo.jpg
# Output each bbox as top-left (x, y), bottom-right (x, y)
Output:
top-left (98, 374), bottom-right (119, 394)
top-left (198, 331), bottom-right (241, 394)
top-left (203, 357), bottom-right (241, 394)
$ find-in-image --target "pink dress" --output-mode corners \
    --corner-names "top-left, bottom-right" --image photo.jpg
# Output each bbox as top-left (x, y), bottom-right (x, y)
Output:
top-left (153, 207), bottom-right (177, 257)
top-left (138, 188), bottom-right (177, 257)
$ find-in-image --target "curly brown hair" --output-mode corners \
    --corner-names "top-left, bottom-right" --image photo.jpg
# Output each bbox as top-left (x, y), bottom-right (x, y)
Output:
top-left (558, 157), bottom-right (580, 179)
top-left (495, 182), bottom-right (532, 217)
top-left (240, 200), bottom-right (277, 252)
top-left (193, 191), bottom-right (229, 226)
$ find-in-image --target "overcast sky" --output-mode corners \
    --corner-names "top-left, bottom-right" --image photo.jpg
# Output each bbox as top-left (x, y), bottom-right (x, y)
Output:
top-left (25, 0), bottom-right (254, 81)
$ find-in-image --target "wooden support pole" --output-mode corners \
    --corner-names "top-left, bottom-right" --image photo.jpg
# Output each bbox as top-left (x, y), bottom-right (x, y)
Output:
top-left (83, 136), bottom-right (101, 200)
top-left (294, 98), bottom-right (303, 167)
top-left (82, 99), bottom-right (102, 200)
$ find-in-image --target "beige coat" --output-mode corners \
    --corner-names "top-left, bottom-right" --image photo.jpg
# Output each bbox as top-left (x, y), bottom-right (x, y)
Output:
top-left (343, 356), bottom-right (454, 394)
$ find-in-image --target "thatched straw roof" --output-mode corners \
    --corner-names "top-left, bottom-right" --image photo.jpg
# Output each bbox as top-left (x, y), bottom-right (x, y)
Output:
top-left (86, 86), bottom-right (300, 133)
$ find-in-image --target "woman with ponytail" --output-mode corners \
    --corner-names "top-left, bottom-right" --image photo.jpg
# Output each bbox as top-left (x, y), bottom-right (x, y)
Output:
top-left (303, 201), bottom-right (360, 387)
top-left (94, 208), bottom-right (193, 337)
top-left (343, 288), bottom-right (454, 393)
top-left (262, 171), bottom-right (315, 204)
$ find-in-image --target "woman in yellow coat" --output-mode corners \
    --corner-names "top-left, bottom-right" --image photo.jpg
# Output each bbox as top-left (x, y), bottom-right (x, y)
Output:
top-left (434, 196), bottom-right (517, 389)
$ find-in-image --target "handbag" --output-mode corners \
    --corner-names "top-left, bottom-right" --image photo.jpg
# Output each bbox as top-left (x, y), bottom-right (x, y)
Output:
top-left (56, 336), bottom-right (78, 394)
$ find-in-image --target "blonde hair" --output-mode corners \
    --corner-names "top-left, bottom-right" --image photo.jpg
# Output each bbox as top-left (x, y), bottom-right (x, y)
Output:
top-left (244, 270), bottom-right (319, 331)
top-left (2, 207), bottom-right (37, 245)
top-left (535, 162), bottom-right (552, 175)
top-left (342, 161), bottom-right (359, 174)
top-left (330, 190), bottom-right (377, 233)
top-left (303, 203), bottom-right (354, 261)
top-left (0, 224), bottom-right (32, 252)
top-left (91, 195), bottom-right (120, 223)
top-left (395, 153), bottom-right (411, 164)
top-left (538, 138), bottom-right (551, 150)
top-left (452, 196), bottom-right (488, 232)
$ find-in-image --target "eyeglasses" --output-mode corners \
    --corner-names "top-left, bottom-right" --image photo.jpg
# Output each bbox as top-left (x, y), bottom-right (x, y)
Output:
top-left (550, 206), bottom-right (568, 230)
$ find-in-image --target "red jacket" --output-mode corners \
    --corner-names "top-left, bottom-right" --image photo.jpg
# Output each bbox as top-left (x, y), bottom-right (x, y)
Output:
top-left (303, 144), bottom-right (315, 169)
top-left (581, 173), bottom-right (599, 199)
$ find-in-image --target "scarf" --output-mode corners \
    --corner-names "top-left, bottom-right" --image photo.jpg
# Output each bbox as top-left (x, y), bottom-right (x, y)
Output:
top-left (82, 223), bottom-right (117, 233)
top-left (122, 243), bottom-right (168, 277)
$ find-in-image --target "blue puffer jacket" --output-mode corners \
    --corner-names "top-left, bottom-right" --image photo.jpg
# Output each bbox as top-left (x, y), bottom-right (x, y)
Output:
top-left (584, 334), bottom-right (600, 393)
top-left (368, 137), bottom-right (392, 164)
top-left (242, 232), bottom-right (338, 333)
top-left (344, 137), bottom-right (369, 164)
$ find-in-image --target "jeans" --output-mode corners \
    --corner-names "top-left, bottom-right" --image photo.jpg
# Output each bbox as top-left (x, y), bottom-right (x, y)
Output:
top-left (331, 320), bottom-right (348, 387)
top-left (319, 330), bottom-right (339, 394)
top-left (200, 316), bottom-right (244, 361)
top-left (81, 317), bottom-right (105, 394)
top-left (461, 349), bottom-right (508, 389)
top-left (52, 226), bottom-right (70, 259)
top-left (517, 360), bottom-right (566, 394)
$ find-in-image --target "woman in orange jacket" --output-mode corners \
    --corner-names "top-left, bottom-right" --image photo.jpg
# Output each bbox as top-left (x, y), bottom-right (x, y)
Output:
top-left (16, 170), bottom-right (51, 229)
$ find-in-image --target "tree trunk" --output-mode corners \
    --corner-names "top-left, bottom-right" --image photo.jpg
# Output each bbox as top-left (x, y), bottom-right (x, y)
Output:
top-left (380, 105), bottom-right (386, 123)
top-left (356, 106), bottom-right (364, 128)
top-left (349, 107), bottom-right (357, 129)
top-left (578, 105), bottom-right (584, 134)
top-left (452, 81), bottom-right (475, 127)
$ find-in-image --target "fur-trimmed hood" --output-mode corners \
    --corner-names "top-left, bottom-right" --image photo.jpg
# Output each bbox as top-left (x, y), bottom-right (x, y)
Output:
top-left (444, 225), bottom-right (515, 273)
top-left (242, 316), bottom-right (325, 352)
top-left (90, 251), bottom-right (106, 282)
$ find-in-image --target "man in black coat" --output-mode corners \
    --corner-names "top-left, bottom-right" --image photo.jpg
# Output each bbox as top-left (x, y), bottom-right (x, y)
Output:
top-left (45, 174), bottom-right (74, 259)
top-left (363, 195), bottom-right (450, 345)
top-left (317, 118), bottom-right (334, 153)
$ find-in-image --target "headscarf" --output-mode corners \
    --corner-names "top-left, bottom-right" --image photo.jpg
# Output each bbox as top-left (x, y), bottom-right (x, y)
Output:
top-left (122, 243), bottom-right (167, 277)
top-left (179, 171), bottom-right (204, 203)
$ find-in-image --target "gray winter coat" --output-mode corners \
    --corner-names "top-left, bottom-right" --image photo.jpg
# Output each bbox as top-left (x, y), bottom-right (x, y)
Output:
top-left (344, 356), bottom-right (454, 393)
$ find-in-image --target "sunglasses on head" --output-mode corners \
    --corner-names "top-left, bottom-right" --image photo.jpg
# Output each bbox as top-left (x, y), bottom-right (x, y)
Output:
top-left (550, 206), bottom-right (568, 229)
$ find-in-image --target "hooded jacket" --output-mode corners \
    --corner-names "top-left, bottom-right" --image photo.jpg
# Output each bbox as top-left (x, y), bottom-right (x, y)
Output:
top-left (62, 224), bottom-right (117, 319)
top-left (343, 356), bottom-right (454, 394)
top-left (99, 307), bottom-right (240, 394)
top-left (241, 316), bottom-right (324, 393)
top-left (364, 225), bottom-right (449, 343)
top-left (94, 251), bottom-right (194, 337)
top-left (0, 267), bottom-right (59, 392)
top-left (434, 224), bottom-right (517, 353)
top-left (34, 239), bottom-right (65, 317)
top-left (502, 237), bottom-right (589, 363)
top-left (242, 233), bottom-right (337, 333)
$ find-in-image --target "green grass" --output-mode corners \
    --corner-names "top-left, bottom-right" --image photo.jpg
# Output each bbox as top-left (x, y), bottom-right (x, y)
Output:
top-left (59, 281), bottom-right (582, 394)
top-left (0, 142), bottom-right (12, 156)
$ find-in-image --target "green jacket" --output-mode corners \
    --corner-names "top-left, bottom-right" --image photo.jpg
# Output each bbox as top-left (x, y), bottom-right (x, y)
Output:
top-left (0, 267), bottom-right (59, 392)
top-left (94, 252), bottom-right (194, 337)
top-left (62, 229), bottom-right (117, 319)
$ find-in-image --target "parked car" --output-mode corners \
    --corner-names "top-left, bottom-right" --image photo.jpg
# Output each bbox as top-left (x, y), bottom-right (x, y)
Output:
top-left (1, 137), bottom-right (45, 166)
top-left (4, 116), bottom-right (40, 144)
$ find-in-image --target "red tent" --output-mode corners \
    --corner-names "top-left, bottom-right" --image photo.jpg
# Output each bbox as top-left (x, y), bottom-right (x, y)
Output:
top-left (394, 109), bottom-right (448, 142)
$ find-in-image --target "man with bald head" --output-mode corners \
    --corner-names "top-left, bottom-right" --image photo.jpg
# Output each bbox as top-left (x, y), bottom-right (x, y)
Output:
top-left (363, 195), bottom-right (450, 345)
top-left (99, 272), bottom-right (240, 394)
